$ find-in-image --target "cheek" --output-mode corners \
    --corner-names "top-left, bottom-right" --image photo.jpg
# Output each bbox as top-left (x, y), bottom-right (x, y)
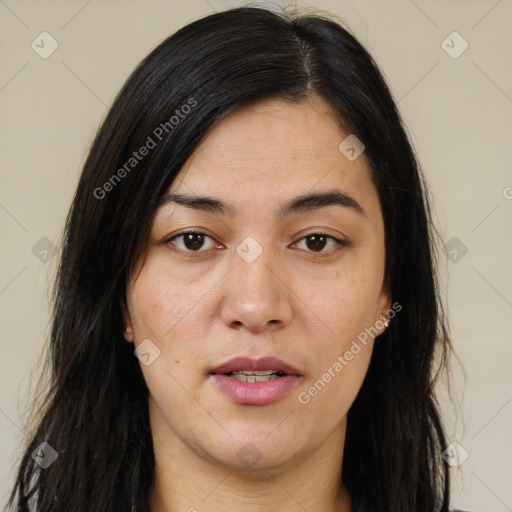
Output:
top-left (290, 239), bottom-right (385, 322)
top-left (294, 263), bottom-right (381, 411)
top-left (128, 266), bottom-right (211, 383)
top-left (130, 258), bottom-right (203, 336)
top-left (298, 268), bottom-right (383, 340)
top-left (299, 329), bottom-right (374, 422)
top-left (141, 360), bottom-right (208, 449)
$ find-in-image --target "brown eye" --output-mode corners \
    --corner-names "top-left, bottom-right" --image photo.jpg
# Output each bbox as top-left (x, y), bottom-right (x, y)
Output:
top-left (167, 231), bottom-right (219, 253)
top-left (293, 233), bottom-right (348, 254)
top-left (304, 234), bottom-right (328, 252)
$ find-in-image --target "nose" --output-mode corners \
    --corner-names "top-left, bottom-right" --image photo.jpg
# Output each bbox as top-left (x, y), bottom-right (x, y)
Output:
top-left (219, 241), bottom-right (293, 333)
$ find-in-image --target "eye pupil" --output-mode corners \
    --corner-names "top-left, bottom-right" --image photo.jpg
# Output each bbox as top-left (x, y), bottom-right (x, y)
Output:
top-left (172, 232), bottom-right (341, 255)
top-left (184, 233), bottom-right (204, 251)
top-left (306, 235), bottom-right (327, 252)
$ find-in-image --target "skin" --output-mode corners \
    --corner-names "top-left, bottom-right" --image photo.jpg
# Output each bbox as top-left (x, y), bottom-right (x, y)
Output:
top-left (122, 96), bottom-right (391, 512)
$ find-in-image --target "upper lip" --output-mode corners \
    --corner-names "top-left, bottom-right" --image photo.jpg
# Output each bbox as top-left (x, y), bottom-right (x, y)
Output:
top-left (210, 356), bottom-right (302, 376)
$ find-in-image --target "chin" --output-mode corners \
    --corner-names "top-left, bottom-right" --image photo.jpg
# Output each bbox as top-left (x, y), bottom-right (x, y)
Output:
top-left (200, 431), bottom-right (307, 474)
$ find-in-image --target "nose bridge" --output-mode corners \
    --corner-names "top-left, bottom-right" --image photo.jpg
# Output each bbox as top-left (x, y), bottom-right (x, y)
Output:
top-left (233, 234), bottom-right (281, 298)
top-left (220, 235), bottom-right (292, 331)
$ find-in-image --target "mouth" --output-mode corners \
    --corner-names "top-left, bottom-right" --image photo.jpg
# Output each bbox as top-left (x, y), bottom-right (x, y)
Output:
top-left (222, 370), bottom-right (287, 383)
top-left (209, 356), bottom-right (302, 406)
top-left (209, 355), bottom-right (302, 377)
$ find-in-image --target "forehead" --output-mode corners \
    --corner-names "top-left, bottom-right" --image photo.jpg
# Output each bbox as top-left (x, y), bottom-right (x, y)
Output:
top-left (166, 97), bottom-right (378, 218)
top-left (179, 97), bottom-right (352, 173)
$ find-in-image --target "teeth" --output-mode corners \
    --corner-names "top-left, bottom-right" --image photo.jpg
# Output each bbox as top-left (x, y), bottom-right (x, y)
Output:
top-left (230, 374), bottom-right (281, 383)
top-left (232, 370), bottom-right (276, 376)
top-left (228, 370), bottom-right (283, 383)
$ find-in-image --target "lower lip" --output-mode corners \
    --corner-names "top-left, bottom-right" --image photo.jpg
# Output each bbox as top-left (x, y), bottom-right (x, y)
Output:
top-left (210, 374), bottom-right (301, 405)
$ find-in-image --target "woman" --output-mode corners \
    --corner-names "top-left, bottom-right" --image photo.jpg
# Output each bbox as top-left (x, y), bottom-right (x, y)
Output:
top-left (8, 6), bottom-right (453, 512)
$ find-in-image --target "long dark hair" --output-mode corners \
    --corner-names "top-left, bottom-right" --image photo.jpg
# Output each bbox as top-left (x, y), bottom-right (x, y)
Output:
top-left (7, 6), bottom-right (452, 511)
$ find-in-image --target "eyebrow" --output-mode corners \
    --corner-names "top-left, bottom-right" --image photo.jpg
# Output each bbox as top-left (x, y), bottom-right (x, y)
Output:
top-left (158, 189), bottom-right (365, 219)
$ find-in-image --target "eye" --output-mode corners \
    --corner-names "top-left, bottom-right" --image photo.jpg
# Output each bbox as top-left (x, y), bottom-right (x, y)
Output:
top-left (292, 232), bottom-right (349, 254)
top-left (166, 231), bottom-right (221, 253)
top-left (165, 230), bottom-right (349, 256)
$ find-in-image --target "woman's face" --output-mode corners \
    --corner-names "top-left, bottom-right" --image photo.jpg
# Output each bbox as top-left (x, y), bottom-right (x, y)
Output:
top-left (123, 97), bottom-right (390, 473)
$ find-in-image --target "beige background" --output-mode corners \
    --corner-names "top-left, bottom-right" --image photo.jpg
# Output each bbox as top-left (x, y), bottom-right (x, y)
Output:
top-left (1, 1), bottom-right (511, 510)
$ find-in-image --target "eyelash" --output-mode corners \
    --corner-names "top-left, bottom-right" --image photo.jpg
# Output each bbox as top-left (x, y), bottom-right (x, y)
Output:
top-left (165, 230), bottom-right (349, 257)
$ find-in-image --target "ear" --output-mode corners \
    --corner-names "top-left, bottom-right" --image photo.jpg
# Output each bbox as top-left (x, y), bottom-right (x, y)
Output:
top-left (120, 298), bottom-right (134, 343)
top-left (376, 286), bottom-right (393, 336)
